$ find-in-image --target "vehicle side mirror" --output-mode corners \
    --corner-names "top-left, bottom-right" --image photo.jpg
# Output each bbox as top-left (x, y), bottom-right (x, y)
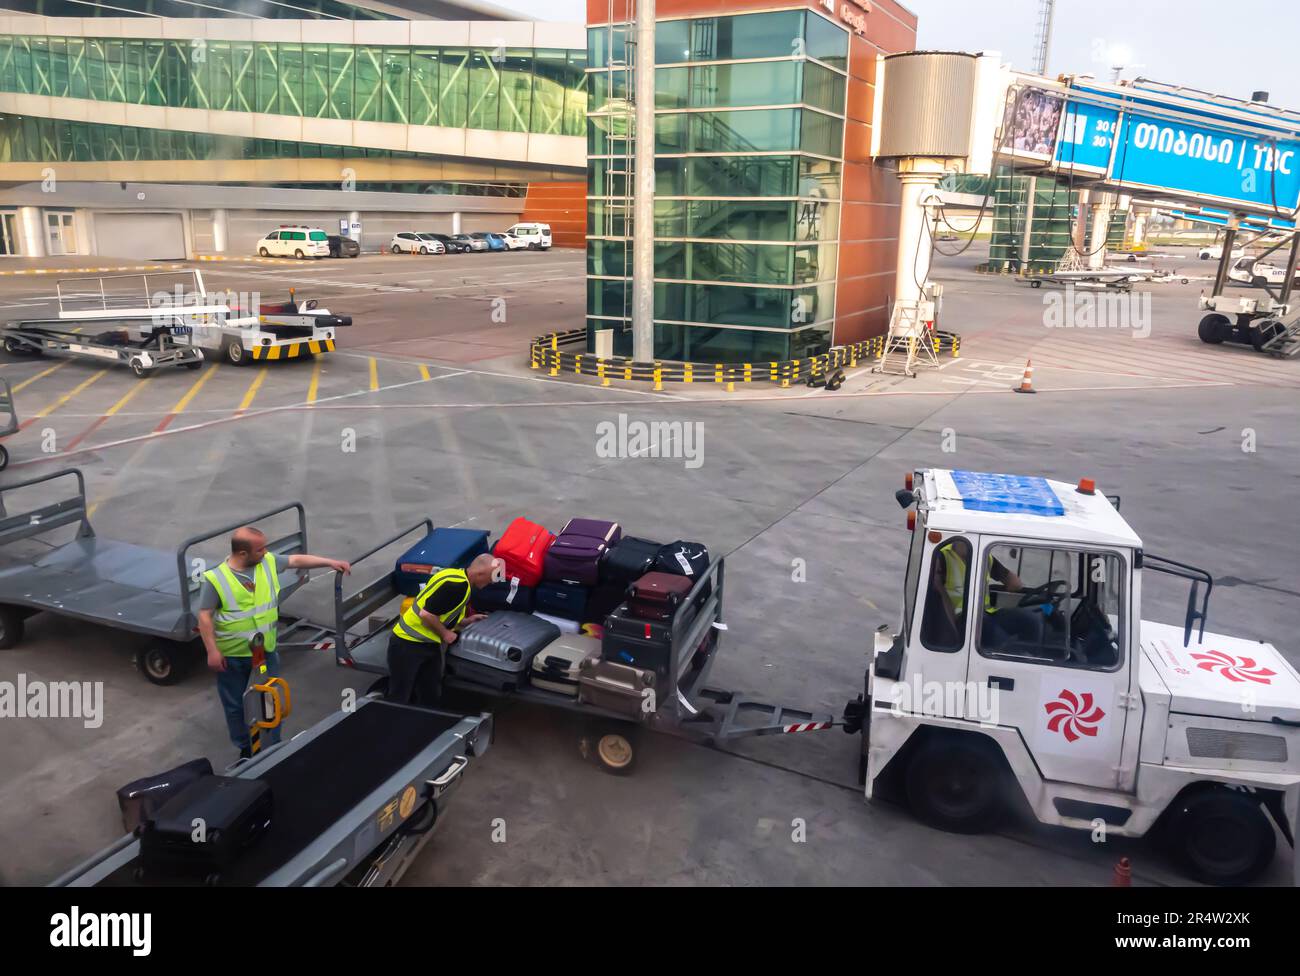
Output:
top-left (895, 489), bottom-right (915, 509)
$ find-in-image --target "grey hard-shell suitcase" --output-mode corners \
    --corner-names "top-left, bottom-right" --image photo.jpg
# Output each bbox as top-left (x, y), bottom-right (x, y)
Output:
top-left (530, 633), bottom-right (603, 697)
top-left (446, 611), bottom-right (561, 691)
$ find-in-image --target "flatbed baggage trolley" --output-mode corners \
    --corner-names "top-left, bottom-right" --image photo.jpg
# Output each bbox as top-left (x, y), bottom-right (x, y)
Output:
top-left (0, 467), bottom-right (337, 684)
top-left (0, 377), bottom-right (16, 470)
top-left (2, 320), bottom-right (204, 377)
top-left (330, 521), bottom-right (836, 773)
top-left (50, 697), bottom-right (492, 887)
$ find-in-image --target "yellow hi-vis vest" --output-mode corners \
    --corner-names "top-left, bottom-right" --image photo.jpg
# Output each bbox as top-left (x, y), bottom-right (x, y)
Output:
top-left (939, 545), bottom-right (997, 615)
top-left (391, 568), bottom-right (470, 645)
top-left (204, 554), bottom-right (281, 658)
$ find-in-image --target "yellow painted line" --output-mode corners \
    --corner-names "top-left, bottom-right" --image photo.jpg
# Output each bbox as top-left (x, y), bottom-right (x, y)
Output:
top-left (86, 501), bottom-right (99, 519)
top-left (237, 366), bottom-right (269, 413)
top-left (307, 358), bottom-right (322, 403)
top-left (168, 363), bottom-right (220, 415)
top-left (419, 364), bottom-right (431, 381)
top-left (369, 357), bottom-right (379, 391)
top-left (32, 369), bottom-right (109, 418)
top-left (104, 374), bottom-right (153, 416)
top-left (12, 361), bottom-right (70, 393)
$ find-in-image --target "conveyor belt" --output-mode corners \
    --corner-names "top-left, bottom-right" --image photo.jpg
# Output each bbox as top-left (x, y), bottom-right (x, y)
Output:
top-left (99, 702), bottom-right (462, 886)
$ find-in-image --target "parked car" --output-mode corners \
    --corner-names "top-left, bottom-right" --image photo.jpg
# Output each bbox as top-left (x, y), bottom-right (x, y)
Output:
top-left (416, 233), bottom-right (447, 254)
top-left (471, 232), bottom-right (507, 252)
top-left (429, 233), bottom-right (469, 253)
top-left (500, 233), bottom-right (528, 251)
top-left (506, 222), bottom-right (552, 250)
top-left (391, 232), bottom-right (440, 254)
top-left (1198, 244), bottom-right (1245, 260)
top-left (454, 233), bottom-right (489, 252)
top-left (257, 226), bottom-right (330, 259)
top-left (327, 235), bottom-right (360, 258)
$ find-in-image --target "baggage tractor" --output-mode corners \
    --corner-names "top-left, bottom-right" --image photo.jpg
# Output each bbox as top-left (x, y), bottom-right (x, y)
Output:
top-left (139, 775), bottom-right (273, 877)
top-left (472, 579), bottom-right (535, 613)
top-left (535, 580), bottom-right (589, 621)
top-left (627, 571), bottom-right (694, 621)
top-left (601, 536), bottom-right (661, 584)
top-left (394, 527), bottom-right (491, 596)
top-left (446, 611), bottom-right (560, 691)
top-left (654, 540), bottom-right (710, 579)
top-left (530, 633), bottom-right (602, 697)
top-left (116, 757), bottom-right (214, 835)
top-left (578, 658), bottom-right (656, 719)
top-left (493, 518), bottom-right (554, 588)
top-left (601, 605), bottom-right (674, 678)
top-left (543, 532), bottom-right (612, 587)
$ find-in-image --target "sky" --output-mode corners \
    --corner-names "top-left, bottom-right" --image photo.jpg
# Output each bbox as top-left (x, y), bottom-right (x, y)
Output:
top-left (493, 0), bottom-right (1300, 110)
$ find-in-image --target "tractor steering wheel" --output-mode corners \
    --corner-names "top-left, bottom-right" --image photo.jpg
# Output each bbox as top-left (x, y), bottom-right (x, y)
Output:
top-left (1017, 578), bottom-right (1069, 610)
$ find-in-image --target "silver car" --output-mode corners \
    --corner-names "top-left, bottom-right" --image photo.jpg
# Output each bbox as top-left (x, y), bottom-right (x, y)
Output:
top-left (452, 233), bottom-right (488, 252)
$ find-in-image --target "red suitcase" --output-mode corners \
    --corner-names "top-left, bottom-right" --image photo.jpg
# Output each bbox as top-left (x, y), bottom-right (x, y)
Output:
top-left (493, 517), bottom-right (555, 588)
top-left (627, 571), bottom-right (694, 621)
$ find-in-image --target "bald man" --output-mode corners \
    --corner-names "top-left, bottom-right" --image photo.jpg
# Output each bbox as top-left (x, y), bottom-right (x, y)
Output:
top-left (197, 526), bottom-right (351, 758)
top-left (387, 553), bottom-right (499, 708)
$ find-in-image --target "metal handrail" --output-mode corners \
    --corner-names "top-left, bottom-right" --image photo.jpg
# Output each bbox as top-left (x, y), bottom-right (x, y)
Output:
top-left (332, 519), bottom-right (434, 661)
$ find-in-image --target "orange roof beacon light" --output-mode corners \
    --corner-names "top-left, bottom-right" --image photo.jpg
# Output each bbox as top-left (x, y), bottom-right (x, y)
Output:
top-left (1077, 477), bottom-right (1096, 496)
top-left (904, 472), bottom-right (914, 491)
top-left (906, 510), bottom-right (916, 531)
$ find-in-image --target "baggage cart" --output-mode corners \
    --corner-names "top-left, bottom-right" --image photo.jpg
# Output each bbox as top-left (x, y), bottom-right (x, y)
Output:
top-left (0, 377), bottom-right (15, 470)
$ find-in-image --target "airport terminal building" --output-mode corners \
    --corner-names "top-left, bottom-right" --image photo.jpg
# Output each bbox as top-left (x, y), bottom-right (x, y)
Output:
top-left (0, 0), bottom-right (587, 258)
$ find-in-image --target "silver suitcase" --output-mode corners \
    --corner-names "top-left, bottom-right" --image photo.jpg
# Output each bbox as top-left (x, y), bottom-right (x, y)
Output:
top-left (530, 634), bottom-right (602, 697)
top-left (446, 611), bottom-right (561, 691)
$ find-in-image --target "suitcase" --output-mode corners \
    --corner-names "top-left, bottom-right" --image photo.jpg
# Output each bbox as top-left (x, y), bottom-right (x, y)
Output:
top-left (601, 605), bottom-right (675, 678)
top-left (394, 527), bottom-right (491, 596)
top-left (530, 634), bottom-right (603, 697)
top-left (543, 533), bottom-right (612, 587)
top-left (139, 775), bottom-right (272, 876)
top-left (116, 757), bottom-right (214, 835)
top-left (446, 611), bottom-right (560, 691)
top-left (578, 658), bottom-right (657, 719)
top-left (535, 580), bottom-right (589, 621)
top-left (533, 611), bottom-right (581, 634)
top-left (583, 581), bottom-right (628, 624)
top-left (601, 536), bottom-right (662, 584)
top-left (558, 518), bottom-right (622, 547)
top-left (493, 517), bottom-right (555, 588)
top-left (472, 579), bottom-right (535, 613)
top-left (627, 571), bottom-right (694, 621)
top-left (654, 540), bottom-right (710, 579)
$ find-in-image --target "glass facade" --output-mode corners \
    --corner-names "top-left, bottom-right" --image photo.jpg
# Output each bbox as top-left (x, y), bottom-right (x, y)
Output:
top-left (586, 9), bottom-right (848, 363)
top-left (984, 168), bottom-right (1079, 274)
top-left (3, 0), bottom-right (396, 18)
top-left (0, 35), bottom-right (587, 137)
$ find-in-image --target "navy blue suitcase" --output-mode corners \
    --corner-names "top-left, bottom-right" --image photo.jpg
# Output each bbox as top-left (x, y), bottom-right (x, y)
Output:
top-left (394, 527), bottom-right (491, 596)
top-left (472, 579), bottom-right (536, 613)
top-left (535, 580), bottom-right (589, 621)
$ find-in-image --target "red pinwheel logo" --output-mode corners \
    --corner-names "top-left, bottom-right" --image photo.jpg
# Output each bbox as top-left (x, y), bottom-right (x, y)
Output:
top-left (1190, 650), bottom-right (1275, 685)
top-left (1044, 690), bottom-right (1105, 742)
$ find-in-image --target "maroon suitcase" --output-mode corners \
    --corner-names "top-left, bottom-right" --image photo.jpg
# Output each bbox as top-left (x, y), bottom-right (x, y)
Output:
top-left (627, 571), bottom-right (694, 621)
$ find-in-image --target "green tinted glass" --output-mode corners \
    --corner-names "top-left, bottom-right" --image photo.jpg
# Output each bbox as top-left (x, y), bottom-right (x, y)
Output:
top-left (689, 109), bottom-right (799, 153)
top-left (691, 11), bottom-right (803, 62)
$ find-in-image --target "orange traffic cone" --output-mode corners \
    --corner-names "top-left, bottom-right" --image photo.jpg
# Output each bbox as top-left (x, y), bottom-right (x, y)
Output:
top-left (1112, 856), bottom-right (1132, 887)
top-left (1014, 359), bottom-right (1036, 394)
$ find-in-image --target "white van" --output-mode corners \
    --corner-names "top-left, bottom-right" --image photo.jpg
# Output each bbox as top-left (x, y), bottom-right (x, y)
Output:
top-left (505, 222), bottom-right (552, 250)
top-left (256, 226), bottom-right (330, 259)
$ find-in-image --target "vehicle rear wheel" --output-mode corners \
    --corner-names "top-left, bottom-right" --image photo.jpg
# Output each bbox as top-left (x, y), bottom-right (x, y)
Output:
top-left (1197, 313), bottom-right (1230, 344)
top-left (294, 249), bottom-right (305, 259)
top-left (137, 642), bottom-right (195, 686)
top-left (1172, 789), bottom-right (1275, 885)
top-left (259, 247), bottom-right (269, 257)
top-left (904, 735), bottom-right (1005, 833)
top-left (0, 604), bottom-right (25, 649)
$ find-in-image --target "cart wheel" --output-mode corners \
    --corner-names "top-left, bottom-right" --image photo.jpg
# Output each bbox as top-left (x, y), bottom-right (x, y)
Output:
top-left (0, 605), bottom-right (25, 649)
top-left (0, 443), bottom-right (8, 471)
top-left (129, 359), bottom-right (148, 378)
top-left (588, 729), bottom-right (635, 775)
top-left (136, 642), bottom-right (193, 686)
top-left (1029, 279), bottom-right (1042, 289)
top-left (3, 336), bottom-right (36, 356)
top-left (223, 338), bottom-right (249, 366)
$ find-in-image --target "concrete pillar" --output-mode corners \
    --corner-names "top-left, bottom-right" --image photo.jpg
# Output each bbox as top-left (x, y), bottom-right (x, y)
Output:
top-left (631, 0), bottom-right (656, 362)
top-left (451, 211), bottom-right (462, 235)
top-left (17, 206), bottom-right (45, 258)
top-left (894, 160), bottom-right (945, 309)
top-left (1018, 175), bottom-right (1037, 272)
top-left (1131, 210), bottom-right (1148, 246)
top-left (1088, 194), bottom-right (1113, 270)
top-left (1072, 188), bottom-right (1090, 257)
top-left (212, 208), bottom-right (229, 253)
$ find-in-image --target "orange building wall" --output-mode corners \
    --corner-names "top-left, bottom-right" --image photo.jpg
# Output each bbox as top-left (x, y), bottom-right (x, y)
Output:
top-left (588, 0), bottom-right (918, 347)
top-left (521, 181), bottom-right (586, 248)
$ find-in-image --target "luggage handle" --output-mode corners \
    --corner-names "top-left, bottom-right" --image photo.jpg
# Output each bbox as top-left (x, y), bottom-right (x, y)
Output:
top-left (250, 677), bottom-right (291, 731)
top-left (427, 755), bottom-right (469, 798)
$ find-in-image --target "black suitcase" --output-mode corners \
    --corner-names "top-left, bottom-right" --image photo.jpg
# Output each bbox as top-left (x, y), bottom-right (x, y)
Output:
top-left (139, 775), bottom-right (273, 876)
top-left (653, 540), bottom-right (710, 579)
top-left (472, 579), bottom-right (536, 613)
top-left (535, 580), bottom-right (589, 621)
top-left (602, 536), bottom-right (662, 584)
top-left (116, 757), bottom-right (214, 834)
top-left (584, 581), bottom-right (627, 624)
top-left (602, 604), bottom-right (675, 678)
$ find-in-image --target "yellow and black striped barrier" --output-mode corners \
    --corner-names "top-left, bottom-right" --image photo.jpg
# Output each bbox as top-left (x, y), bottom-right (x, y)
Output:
top-left (250, 338), bottom-right (336, 361)
top-left (529, 329), bottom-right (960, 390)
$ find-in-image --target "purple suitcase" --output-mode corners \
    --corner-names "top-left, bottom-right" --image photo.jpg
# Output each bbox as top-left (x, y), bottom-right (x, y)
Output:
top-left (543, 519), bottom-right (621, 587)
top-left (559, 518), bottom-right (622, 546)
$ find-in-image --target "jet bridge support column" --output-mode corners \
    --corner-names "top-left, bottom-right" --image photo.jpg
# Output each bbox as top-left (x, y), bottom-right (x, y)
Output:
top-left (1087, 193), bottom-right (1114, 270)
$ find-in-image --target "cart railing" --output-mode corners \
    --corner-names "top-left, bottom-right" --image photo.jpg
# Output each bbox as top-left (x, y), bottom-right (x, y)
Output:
top-left (0, 377), bottom-right (16, 437)
top-left (175, 502), bottom-right (309, 623)
top-left (332, 519), bottom-right (433, 667)
top-left (0, 467), bottom-right (92, 547)
top-left (56, 271), bottom-right (229, 319)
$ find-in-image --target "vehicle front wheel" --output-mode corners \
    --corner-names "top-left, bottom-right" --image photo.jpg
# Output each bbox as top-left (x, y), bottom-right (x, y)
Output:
top-left (1171, 789), bottom-right (1275, 885)
top-left (224, 338), bottom-right (249, 366)
top-left (1198, 313), bottom-right (1230, 344)
top-left (904, 734), bottom-right (1005, 833)
top-left (259, 247), bottom-right (270, 257)
top-left (419, 246), bottom-right (428, 255)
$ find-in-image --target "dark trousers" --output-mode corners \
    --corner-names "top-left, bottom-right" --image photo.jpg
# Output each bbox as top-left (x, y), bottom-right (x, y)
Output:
top-left (386, 632), bottom-right (444, 707)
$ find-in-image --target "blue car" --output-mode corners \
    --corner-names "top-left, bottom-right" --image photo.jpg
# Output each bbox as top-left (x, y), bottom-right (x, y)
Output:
top-left (472, 232), bottom-right (507, 252)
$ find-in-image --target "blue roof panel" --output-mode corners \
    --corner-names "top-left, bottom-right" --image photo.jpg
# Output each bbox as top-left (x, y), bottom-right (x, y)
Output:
top-left (950, 470), bottom-right (1065, 517)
